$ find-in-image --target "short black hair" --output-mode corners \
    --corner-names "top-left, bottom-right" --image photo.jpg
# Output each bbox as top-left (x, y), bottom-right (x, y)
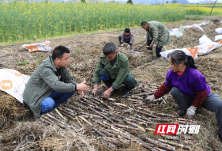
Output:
top-left (141, 21), bottom-right (148, 26)
top-left (103, 42), bottom-right (116, 55)
top-left (124, 28), bottom-right (130, 33)
top-left (52, 46), bottom-right (70, 60)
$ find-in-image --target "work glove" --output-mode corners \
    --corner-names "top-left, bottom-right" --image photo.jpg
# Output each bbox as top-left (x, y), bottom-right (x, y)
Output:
top-left (126, 45), bottom-right (131, 49)
top-left (145, 95), bottom-right (155, 104)
top-left (121, 43), bottom-right (124, 47)
top-left (186, 106), bottom-right (197, 118)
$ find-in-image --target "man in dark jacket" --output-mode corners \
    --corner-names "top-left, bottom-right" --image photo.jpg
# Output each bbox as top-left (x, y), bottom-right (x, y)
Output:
top-left (92, 42), bottom-right (137, 98)
top-left (23, 46), bottom-right (90, 117)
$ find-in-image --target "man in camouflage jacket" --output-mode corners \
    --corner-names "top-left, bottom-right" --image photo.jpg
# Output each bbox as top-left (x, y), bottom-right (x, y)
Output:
top-left (141, 21), bottom-right (170, 58)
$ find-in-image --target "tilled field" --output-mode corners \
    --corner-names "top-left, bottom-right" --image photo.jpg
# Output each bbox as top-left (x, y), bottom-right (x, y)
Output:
top-left (0, 17), bottom-right (222, 150)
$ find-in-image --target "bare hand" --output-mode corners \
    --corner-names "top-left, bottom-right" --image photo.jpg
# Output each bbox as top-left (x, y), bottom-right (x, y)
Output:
top-left (76, 81), bottom-right (90, 92)
top-left (78, 90), bottom-right (84, 98)
top-left (92, 84), bottom-right (99, 96)
top-left (150, 43), bottom-right (153, 48)
top-left (103, 88), bottom-right (113, 98)
top-left (142, 41), bottom-right (147, 47)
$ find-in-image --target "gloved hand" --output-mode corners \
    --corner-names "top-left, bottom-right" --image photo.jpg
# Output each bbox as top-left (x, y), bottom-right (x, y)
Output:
top-left (186, 106), bottom-right (197, 118)
top-left (121, 43), bottom-right (124, 47)
top-left (126, 45), bottom-right (131, 49)
top-left (145, 95), bottom-right (155, 103)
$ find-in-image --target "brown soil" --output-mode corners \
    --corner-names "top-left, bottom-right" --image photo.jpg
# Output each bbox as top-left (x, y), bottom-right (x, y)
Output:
top-left (0, 18), bottom-right (222, 150)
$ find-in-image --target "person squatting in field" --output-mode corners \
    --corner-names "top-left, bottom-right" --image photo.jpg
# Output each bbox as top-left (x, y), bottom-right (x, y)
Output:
top-left (92, 42), bottom-right (137, 98)
top-left (119, 28), bottom-right (134, 49)
top-left (146, 50), bottom-right (222, 140)
top-left (23, 46), bottom-right (90, 117)
top-left (141, 21), bottom-right (170, 58)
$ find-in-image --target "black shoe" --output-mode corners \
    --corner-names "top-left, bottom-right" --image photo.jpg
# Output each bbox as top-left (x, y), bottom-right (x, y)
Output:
top-left (177, 109), bottom-right (186, 116)
top-left (121, 87), bottom-right (130, 96)
top-left (147, 47), bottom-right (153, 50)
top-left (218, 132), bottom-right (222, 140)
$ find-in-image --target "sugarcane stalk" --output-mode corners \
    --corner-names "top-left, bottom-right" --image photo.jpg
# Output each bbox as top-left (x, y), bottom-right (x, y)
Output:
top-left (128, 98), bottom-right (142, 102)
top-left (92, 128), bottom-right (106, 137)
top-left (95, 120), bottom-right (109, 129)
top-left (62, 106), bottom-right (77, 113)
top-left (155, 113), bottom-right (176, 118)
top-left (105, 129), bottom-right (122, 136)
top-left (57, 107), bottom-right (77, 117)
top-left (103, 137), bottom-right (118, 145)
top-left (153, 147), bottom-right (167, 151)
top-left (55, 108), bottom-right (68, 122)
top-left (103, 141), bottom-right (116, 148)
top-left (112, 112), bottom-right (126, 119)
top-left (91, 97), bottom-right (112, 109)
top-left (84, 96), bottom-right (100, 105)
top-left (124, 120), bottom-right (145, 132)
top-left (135, 115), bottom-right (158, 125)
top-left (143, 137), bottom-right (176, 151)
top-left (114, 124), bottom-right (140, 131)
top-left (146, 128), bottom-right (156, 132)
top-left (82, 98), bottom-right (99, 107)
top-left (90, 107), bottom-right (113, 123)
top-left (48, 112), bottom-right (67, 122)
top-left (109, 117), bottom-right (121, 123)
top-left (138, 141), bottom-right (158, 151)
top-left (63, 104), bottom-right (82, 112)
top-left (57, 109), bottom-right (77, 121)
top-left (158, 139), bottom-right (191, 150)
top-left (130, 95), bottom-right (143, 100)
top-left (135, 110), bottom-right (158, 118)
top-left (46, 113), bottom-right (71, 129)
top-left (79, 116), bottom-right (92, 125)
top-left (112, 103), bottom-right (129, 109)
top-left (108, 98), bottom-right (115, 101)
top-left (119, 137), bottom-right (131, 144)
top-left (39, 116), bottom-right (51, 125)
top-left (110, 126), bottom-right (131, 138)
top-left (76, 116), bottom-right (83, 127)
top-left (72, 101), bottom-right (89, 110)
top-left (133, 92), bottom-right (152, 96)
top-left (42, 115), bottom-right (71, 130)
top-left (178, 118), bottom-right (198, 123)
top-left (81, 112), bottom-right (103, 119)
top-left (99, 129), bottom-right (116, 137)
top-left (130, 116), bottom-right (147, 123)
top-left (69, 121), bottom-right (81, 129)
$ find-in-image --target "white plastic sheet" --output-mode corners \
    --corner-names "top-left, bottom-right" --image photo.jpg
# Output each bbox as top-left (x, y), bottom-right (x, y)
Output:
top-left (0, 69), bottom-right (30, 103)
top-left (160, 40), bottom-right (222, 60)
top-left (169, 21), bottom-right (210, 37)
top-left (215, 28), bottom-right (222, 34)
top-left (199, 35), bottom-right (213, 45)
top-left (23, 40), bottom-right (51, 53)
top-left (215, 35), bottom-right (222, 42)
top-left (169, 28), bottom-right (184, 38)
